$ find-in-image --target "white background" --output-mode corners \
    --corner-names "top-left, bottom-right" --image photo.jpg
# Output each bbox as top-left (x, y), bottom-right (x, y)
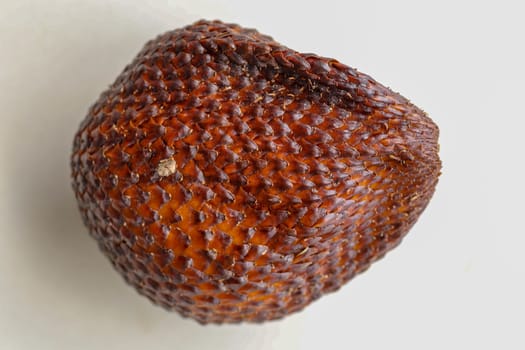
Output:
top-left (1, 0), bottom-right (523, 349)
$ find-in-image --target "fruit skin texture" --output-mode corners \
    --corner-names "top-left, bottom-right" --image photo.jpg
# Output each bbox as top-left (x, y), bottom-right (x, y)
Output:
top-left (71, 20), bottom-right (441, 324)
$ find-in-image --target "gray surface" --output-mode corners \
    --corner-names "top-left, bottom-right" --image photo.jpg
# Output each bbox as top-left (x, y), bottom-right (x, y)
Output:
top-left (1, 0), bottom-right (523, 349)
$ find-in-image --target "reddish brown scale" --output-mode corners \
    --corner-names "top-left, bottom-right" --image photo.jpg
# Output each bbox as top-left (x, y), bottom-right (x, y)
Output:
top-left (71, 20), bottom-right (441, 324)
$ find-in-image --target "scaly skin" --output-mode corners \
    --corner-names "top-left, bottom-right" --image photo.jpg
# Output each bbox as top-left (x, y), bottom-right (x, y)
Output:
top-left (71, 20), bottom-right (441, 324)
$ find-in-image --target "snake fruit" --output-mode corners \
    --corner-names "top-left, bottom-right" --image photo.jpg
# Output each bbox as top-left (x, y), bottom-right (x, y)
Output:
top-left (71, 20), bottom-right (441, 324)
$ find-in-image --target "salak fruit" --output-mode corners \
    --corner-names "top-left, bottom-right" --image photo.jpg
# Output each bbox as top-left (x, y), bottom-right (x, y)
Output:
top-left (71, 20), bottom-right (441, 324)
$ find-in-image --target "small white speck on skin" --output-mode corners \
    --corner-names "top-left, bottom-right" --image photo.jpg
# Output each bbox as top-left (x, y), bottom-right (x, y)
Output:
top-left (157, 158), bottom-right (177, 177)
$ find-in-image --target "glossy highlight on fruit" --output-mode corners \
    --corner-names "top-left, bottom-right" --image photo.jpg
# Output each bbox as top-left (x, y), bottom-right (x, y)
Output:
top-left (71, 20), bottom-right (441, 324)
